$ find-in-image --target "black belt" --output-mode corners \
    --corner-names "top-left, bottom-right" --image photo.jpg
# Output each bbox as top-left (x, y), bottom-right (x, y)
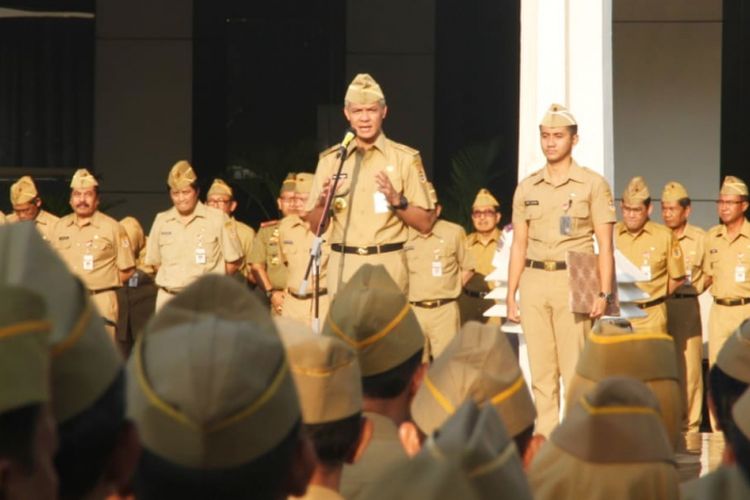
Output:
top-left (410, 298), bottom-right (457, 309)
top-left (331, 242), bottom-right (405, 256)
top-left (88, 286), bottom-right (119, 295)
top-left (714, 297), bottom-right (750, 307)
top-left (636, 296), bottom-right (666, 309)
top-left (158, 286), bottom-right (180, 295)
top-left (525, 259), bottom-right (567, 271)
top-left (287, 288), bottom-right (328, 300)
top-left (672, 293), bottom-right (698, 299)
top-left (463, 288), bottom-right (488, 299)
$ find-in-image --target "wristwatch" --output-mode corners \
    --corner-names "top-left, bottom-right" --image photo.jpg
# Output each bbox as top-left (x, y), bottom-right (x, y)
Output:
top-left (598, 291), bottom-right (614, 305)
top-left (391, 194), bottom-right (409, 211)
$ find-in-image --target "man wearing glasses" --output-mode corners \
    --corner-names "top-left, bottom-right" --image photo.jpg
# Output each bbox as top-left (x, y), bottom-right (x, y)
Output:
top-left (704, 176), bottom-right (750, 367)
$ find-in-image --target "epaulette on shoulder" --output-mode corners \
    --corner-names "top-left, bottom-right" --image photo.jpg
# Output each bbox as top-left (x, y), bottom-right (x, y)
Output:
top-left (319, 144), bottom-right (340, 158)
top-left (260, 219), bottom-right (279, 228)
top-left (391, 142), bottom-right (419, 156)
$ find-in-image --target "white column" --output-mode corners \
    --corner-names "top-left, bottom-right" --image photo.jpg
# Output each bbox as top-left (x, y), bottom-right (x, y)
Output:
top-left (518, 0), bottom-right (614, 183)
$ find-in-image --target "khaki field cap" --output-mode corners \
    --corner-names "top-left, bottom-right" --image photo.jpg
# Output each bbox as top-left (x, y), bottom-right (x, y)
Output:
top-left (530, 377), bottom-right (679, 500)
top-left (294, 173), bottom-right (314, 195)
top-left (720, 175), bottom-right (749, 196)
top-left (540, 103), bottom-right (577, 127)
top-left (733, 386), bottom-right (750, 440)
top-left (128, 274), bottom-right (300, 469)
top-left (622, 176), bottom-right (651, 205)
top-left (70, 168), bottom-right (99, 189)
top-left (280, 172), bottom-right (297, 194)
top-left (0, 285), bottom-right (51, 414)
top-left (661, 181), bottom-right (689, 203)
top-left (345, 73), bottom-right (385, 105)
top-left (411, 321), bottom-right (535, 438)
top-left (472, 188), bottom-right (499, 209)
top-left (276, 317), bottom-right (362, 424)
top-left (167, 160), bottom-right (197, 190)
top-left (422, 401), bottom-right (533, 500)
top-left (0, 223), bottom-right (122, 422)
top-left (10, 175), bottom-right (38, 205)
top-left (119, 216), bottom-right (145, 254)
top-left (716, 317), bottom-right (750, 383)
top-left (322, 264), bottom-right (423, 376)
top-left (566, 328), bottom-right (681, 449)
top-left (207, 178), bottom-right (233, 199)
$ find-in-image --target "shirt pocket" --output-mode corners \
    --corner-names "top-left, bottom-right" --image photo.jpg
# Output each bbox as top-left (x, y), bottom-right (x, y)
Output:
top-left (524, 204), bottom-right (543, 239)
top-left (569, 200), bottom-right (591, 234)
top-left (91, 237), bottom-right (113, 259)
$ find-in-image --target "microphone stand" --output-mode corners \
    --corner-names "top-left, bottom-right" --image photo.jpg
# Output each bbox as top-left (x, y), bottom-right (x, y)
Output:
top-left (300, 138), bottom-right (352, 334)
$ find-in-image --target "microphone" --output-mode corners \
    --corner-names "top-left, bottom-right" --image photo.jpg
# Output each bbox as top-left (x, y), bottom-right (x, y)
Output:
top-left (336, 129), bottom-right (356, 158)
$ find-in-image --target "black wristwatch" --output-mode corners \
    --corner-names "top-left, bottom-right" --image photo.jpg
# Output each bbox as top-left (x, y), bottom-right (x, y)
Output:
top-left (391, 194), bottom-right (409, 211)
top-left (598, 291), bottom-right (614, 305)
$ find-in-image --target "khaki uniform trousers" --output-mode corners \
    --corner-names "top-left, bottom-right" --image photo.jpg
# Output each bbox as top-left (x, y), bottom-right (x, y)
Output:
top-left (412, 301), bottom-right (460, 360)
top-left (708, 302), bottom-right (750, 365)
top-left (155, 288), bottom-right (178, 312)
top-left (519, 267), bottom-right (590, 436)
top-left (91, 289), bottom-right (118, 343)
top-left (281, 293), bottom-right (330, 330)
top-left (630, 302), bottom-right (667, 333)
top-left (666, 296), bottom-right (703, 434)
top-left (329, 249), bottom-right (408, 297)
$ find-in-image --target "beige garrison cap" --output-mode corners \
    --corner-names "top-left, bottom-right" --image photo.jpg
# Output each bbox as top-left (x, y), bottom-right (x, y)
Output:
top-left (0, 223), bottom-right (122, 422)
top-left (530, 377), bottom-right (679, 500)
top-left (294, 173), bottom-right (314, 195)
top-left (10, 175), bottom-right (38, 205)
top-left (280, 172), bottom-right (297, 194)
top-left (622, 176), bottom-right (651, 205)
top-left (276, 317), bottom-right (362, 424)
top-left (167, 160), bottom-right (197, 190)
top-left (345, 73), bottom-right (385, 105)
top-left (472, 188), bottom-right (499, 208)
top-left (422, 401), bottom-right (533, 500)
top-left (128, 274), bottom-right (300, 469)
top-left (322, 264), bottom-right (423, 376)
top-left (733, 387), bottom-right (750, 440)
top-left (720, 175), bottom-right (749, 196)
top-left (566, 328), bottom-right (681, 449)
top-left (540, 103), bottom-right (577, 127)
top-left (207, 178), bottom-right (233, 199)
top-left (661, 181), bottom-right (689, 203)
top-left (716, 318), bottom-right (750, 383)
top-left (412, 321), bottom-right (535, 438)
top-left (119, 216), bottom-right (145, 255)
top-left (70, 168), bottom-right (99, 189)
top-left (0, 286), bottom-right (51, 414)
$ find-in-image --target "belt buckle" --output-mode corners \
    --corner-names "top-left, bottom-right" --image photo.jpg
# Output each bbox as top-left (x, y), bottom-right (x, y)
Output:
top-left (357, 247), bottom-right (369, 256)
top-left (543, 260), bottom-right (557, 271)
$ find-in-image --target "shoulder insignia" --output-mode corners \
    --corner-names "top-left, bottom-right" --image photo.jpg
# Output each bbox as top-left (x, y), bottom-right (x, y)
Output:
top-left (391, 142), bottom-right (419, 156)
top-left (319, 144), bottom-right (340, 158)
top-left (260, 220), bottom-right (279, 228)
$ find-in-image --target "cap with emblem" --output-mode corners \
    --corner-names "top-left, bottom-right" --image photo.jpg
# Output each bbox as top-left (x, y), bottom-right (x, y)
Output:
top-left (280, 172), bottom-right (297, 194)
top-left (322, 264), bottom-right (423, 376)
top-left (733, 386), bottom-right (750, 441)
top-left (540, 103), bottom-right (577, 127)
top-left (128, 274), bottom-right (299, 468)
top-left (411, 321), bottom-right (535, 438)
top-left (565, 328), bottom-right (681, 449)
top-left (120, 217), bottom-right (145, 255)
top-left (422, 401), bottom-right (533, 500)
top-left (276, 317), bottom-right (362, 424)
top-left (10, 175), bottom-right (38, 206)
top-left (70, 169), bottom-right (99, 189)
top-left (0, 223), bottom-right (122, 422)
top-left (716, 318), bottom-right (750, 384)
top-left (344, 73), bottom-right (385, 105)
top-left (294, 173), bottom-right (314, 195)
top-left (0, 285), bottom-right (51, 414)
top-left (661, 181), bottom-right (689, 203)
top-left (472, 188), bottom-right (499, 209)
top-left (622, 176), bottom-right (651, 205)
top-left (207, 178), bottom-right (233, 199)
top-left (167, 160), bottom-right (197, 190)
top-left (720, 175), bottom-right (749, 197)
top-left (530, 377), bottom-right (679, 500)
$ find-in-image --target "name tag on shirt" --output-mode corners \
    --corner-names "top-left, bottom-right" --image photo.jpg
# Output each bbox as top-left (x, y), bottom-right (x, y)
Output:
top-left (432, 261), bottom-right (443, 277)
top-left (640, 264), bottom-right (652, 281)
top-left (195, 247), bottom-right (207, 265)
top-left (374, 192), bottom-right (390, 214)
top-left (128, 273), bottom-right (139, 288)
top-left (83, 254), bottom-right (94, 271)
top-left (559, 215), bottom-right (572, 236)
top-left (685, 268), bottom-right (692, 285)
top-left (736, 265), bottom-right (746, 283)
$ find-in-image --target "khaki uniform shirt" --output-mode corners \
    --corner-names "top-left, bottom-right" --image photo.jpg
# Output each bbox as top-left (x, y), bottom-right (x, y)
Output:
top-left (7, 209), bottom-right (59, 241)
top-left (615, 220), bottom-right (685, 301)
top-left (682, 464), bottom-right (750, 500)
top-left (50, 211), bottom-right (135, 290)
top-left (231, 217), bottom-right (256, 278)
top-left (291, 485), bottom-right (344, 500)
top-left (279, 214), bottom-right (329, 293)
top-left (512, 160), bottom-right (616, 261)
top-left (340, 412), bottom-right (408, 500)
top-left (306, 132), bottom-right (433, 246)
top-left (406, 219), bottom-right (475, 301)
top-left (145, 202), bottom-right (242, 291)
top-left (466, 227), bottom-right (501, 276)
top-left (673, 223), bottom-right (706, 295)
top-left (249, 220), bottom-right (288, 290)
top-left (704, 219), bottom-right (750, 298)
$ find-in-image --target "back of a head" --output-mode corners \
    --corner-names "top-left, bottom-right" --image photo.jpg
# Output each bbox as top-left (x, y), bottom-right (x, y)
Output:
top-left (530, 377), bottom-right (678, 500)
top-left (128, 275), bottom-right (304, 500)
top-left (731, 388), bottom-right (750, 481)
top-left (711, 319), bottom-right (750, 433)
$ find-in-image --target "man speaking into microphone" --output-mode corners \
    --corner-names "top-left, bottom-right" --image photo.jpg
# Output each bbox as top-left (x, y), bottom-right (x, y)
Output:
top-left (305, 73), bottom-right (434, 296)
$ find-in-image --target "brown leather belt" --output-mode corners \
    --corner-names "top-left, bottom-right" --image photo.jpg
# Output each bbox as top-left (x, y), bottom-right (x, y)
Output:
top-left (463, 288), bottom-right (488, 299)
top-left (410, 298), bottom-right (457, 309)
top-left (714, 297), bottom-right (750, 307)
top-left (331, 242), bottom-right (405, 256)
top-left (636, 296), bottom-right (666, 309)
top-left (672, 293), bottom-right (698, 299)
top-left (88, 286), bottom-right (119, 295)
top-left (525, 259), bottom-right (567, 271)
top-left (158, 286), bottom-right (180, 295)
top-left (287, 288), bottom-right (328, 300)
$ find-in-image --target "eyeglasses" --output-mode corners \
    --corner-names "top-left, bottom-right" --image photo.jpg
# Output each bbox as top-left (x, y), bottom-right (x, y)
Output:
top-left (716, 200), bottom-right (745, 206)
top-left (472, 210), bottom-right (497, 218)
